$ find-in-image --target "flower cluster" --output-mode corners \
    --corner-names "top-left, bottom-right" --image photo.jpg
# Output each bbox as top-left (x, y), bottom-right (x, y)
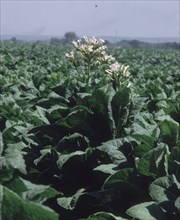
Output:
top-left (65, 51), bottom-right (75, 62)
top-left (66, 36), bottom-right (131, 89)
top-left (66, 36), bottom-right (114, 66)
top-left (73, 36), bottom-right (106, 53)
top-left (105, 62), bottom-right (130, 78)
top-left (105, 62), bottom-right (131, 89)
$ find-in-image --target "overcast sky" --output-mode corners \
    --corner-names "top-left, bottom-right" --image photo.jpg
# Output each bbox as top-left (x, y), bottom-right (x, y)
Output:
top-left (1, 0), bottom-right (180, 38)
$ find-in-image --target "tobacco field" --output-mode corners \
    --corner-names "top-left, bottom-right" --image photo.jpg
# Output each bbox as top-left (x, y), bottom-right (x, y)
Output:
top-left (0, 38), bottom-right (180, 220)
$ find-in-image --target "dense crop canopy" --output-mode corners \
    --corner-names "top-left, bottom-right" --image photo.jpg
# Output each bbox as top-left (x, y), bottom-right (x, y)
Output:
top-left (0, 38), bottom-right (179, 219)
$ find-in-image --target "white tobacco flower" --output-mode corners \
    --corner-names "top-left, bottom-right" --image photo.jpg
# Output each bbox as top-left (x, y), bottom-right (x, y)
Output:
top-left (91, 36), bottom-right (97, 44)
top-left (79, 44), bottom-right (86, 51)
top-left (66, 51), bottom-right (75, 61)
top-left (96, 46), bottom-right (107, 54)
top-left (105, 69), bottom-right (113, 78)
top-left (124, 70), bottom-right (130, 77)
top-left (87, 45), bottom-right (93, 52)
top-left (72, 41), bottom-right (78, 47)
top-left (121, 65), bottom-right (130, 77)
top-left (104, 55), bottom-right (115, 62)
top-left (83, 36), bottom-right (88, 42)
top-left (109, 62), bottom-right (121, 72)
top-left (127, 82), bottom-right (132, 87)
top-left (95, 60), bottom-right (101, 65)
top-left (99, 38), bottom-right (105, 44)
top-left (67, 36), bottom-right (131, 87)
top-left (101, 51), bottom-right (106, 56)
top-left (101, 46), bottom-right (107, 50)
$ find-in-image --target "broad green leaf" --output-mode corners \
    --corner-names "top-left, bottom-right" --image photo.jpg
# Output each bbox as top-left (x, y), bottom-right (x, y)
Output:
top-left (0, 168), bottom-right (14, 183)
top-left (131, 112), bottom-right (159, 138)
top-left (158, 117), bottom-right (179, 147)
top-left (77, 92), bottom-right (91, 99)
top-left (34, 147), bottom-right (52, 165)
top-left (47, 104), bottom-right (68, 114)
top-left (81, 211), bottom-right (127, 220)
top-left (97, 138), bottom-right (128, 165)
top-left (66, 106), bottom-right (93, 136)
top-left (149, 175), bottom-right (180, 214)
top-left (68, 105), bottom-right (93, 115)
top-left (111, 88), bottom-right (130, 135)
top-left (168, 146), bottom-right (180, 181)
top-left (56, 132), bottom-right (89, 152)
top-left (0, 132), bottom-right (3, 156)
top-left (133, 143), bottom-right (152, 158)
top-left (7, 177), bottom-right (60, 203)
top-left (2, 186), bottom-right (58, 220)
top-left (58, 132), bottom-right (85, 142)
top-left (0, 148), bottom-right (27, 174)
top-left (89, 85), bottom-right (114, 115)
top-left (175, 197), bottom-right (180, 211)
top-left (57, 150), bottom-right (85, 169)
top-left (170, 147), bottom-right (180, 165)
top-left (36, 106), bottom-right (50, 124)
top-left (93, 164), bottom-right (117, 175)
top-left (133, 134), bottom-right (154, 148)
top-left (21, 201), bottom-right (59, 220)
top-left (2, 185), bottom-right (22, 220)
top-left (57, 188), bottom-right (85, 210)
top-left (7, 141), bottom-right (27, 151)
top-left (103, 168), bottom-right (142, 196)
top-left (138, 143), bottom-right (170, 178)
top-left (0, 184), bottom-right (3, 217)
top-left (126, 201), bottom-right (166, 220)
top-left (103, 168), bottom-right (133, 188)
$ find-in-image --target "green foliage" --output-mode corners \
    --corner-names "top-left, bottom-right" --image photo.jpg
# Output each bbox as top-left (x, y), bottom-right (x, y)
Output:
top-left (0, 41), bottom-right (179, 220)
top-left (126, 201), bottom-right (166, 220)
top-left (81, 211), bottom-right (127, 220)
top-left (1, 186), bottom-right (58, 220)
top-left (149, 175), bottom-right (180, 214)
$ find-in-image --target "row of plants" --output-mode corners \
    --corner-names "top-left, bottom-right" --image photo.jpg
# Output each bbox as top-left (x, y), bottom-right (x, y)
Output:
top-left (0, 38), bottom-right (179, 220)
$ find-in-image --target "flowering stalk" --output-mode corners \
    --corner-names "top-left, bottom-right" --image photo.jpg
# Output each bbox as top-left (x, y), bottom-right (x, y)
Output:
top-left (105, 62), bottom-right (131, 90)
top-left (66, 36), bottom-right (131, 90)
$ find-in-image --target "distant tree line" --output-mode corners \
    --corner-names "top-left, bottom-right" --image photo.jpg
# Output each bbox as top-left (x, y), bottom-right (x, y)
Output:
top-left (50, 32), bottom-right (78, 45)
top-left (49, 32), bottom-right (110, 46)
top-left (113, 39), bottom-right (180, 50)
top-left (45, 33), bottom-right (180, 50)
top-left (1, 32), bottom-right (179, 50)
